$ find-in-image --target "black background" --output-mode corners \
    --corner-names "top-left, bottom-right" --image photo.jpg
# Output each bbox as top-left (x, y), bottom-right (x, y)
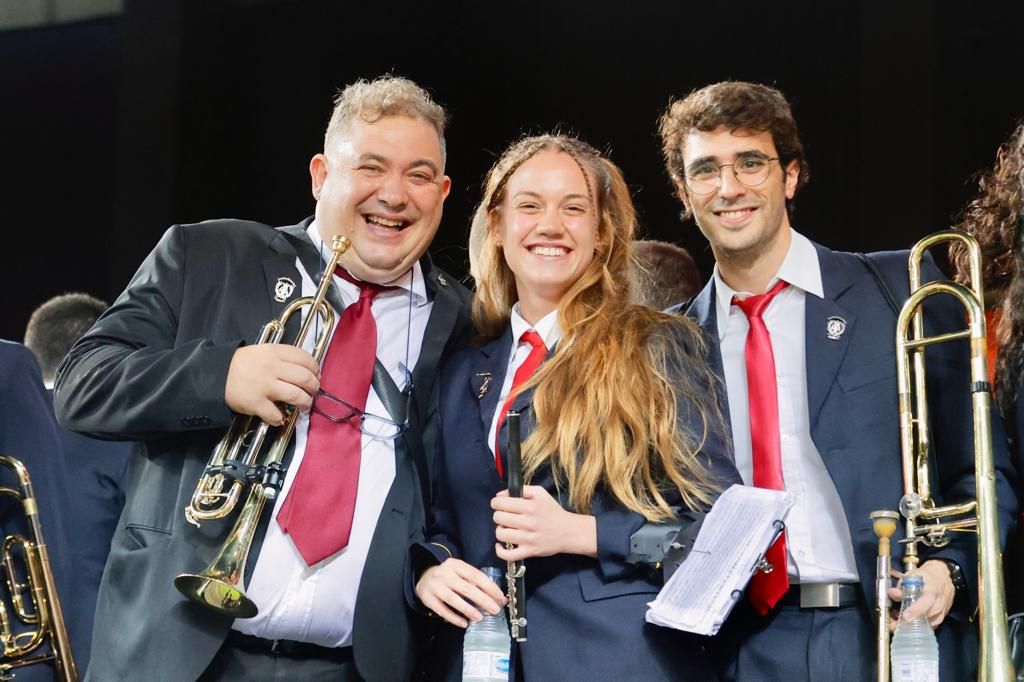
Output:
top-left (3, 0), bottom-right (1024, 341)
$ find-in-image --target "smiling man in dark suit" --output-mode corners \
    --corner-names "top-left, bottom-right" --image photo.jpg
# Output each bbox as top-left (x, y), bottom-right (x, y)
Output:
top-left (657, 81), bottom-right (1017, 681)
top-left (54, 75), bottom-right (472, 682)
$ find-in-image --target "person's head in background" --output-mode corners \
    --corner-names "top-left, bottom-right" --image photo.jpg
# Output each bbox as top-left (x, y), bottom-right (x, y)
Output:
top-left (951, 120), bottom-right (1024, 415)
top-left (24, 292), bottom-right (108, 388)
top-left (629, 239), bottom-right (702, 310)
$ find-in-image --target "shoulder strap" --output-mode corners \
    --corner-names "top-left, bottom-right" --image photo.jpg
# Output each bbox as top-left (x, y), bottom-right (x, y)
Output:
top-left (854, 252), bottom-right (901, 317)
top-left (371, 360), bottom-right (408, 424)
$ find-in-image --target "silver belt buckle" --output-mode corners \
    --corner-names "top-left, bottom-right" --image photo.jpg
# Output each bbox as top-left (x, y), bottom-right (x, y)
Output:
top-left (799, 582), bottom-right (841, 608)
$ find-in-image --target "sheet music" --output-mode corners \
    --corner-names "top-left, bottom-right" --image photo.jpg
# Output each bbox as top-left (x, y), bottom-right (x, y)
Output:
top-left (645, 484), bottom-right (794, 636)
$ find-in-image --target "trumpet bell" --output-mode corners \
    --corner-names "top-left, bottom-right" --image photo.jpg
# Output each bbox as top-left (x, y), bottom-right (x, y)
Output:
top-left (173, 573), bottom-right (257, 618)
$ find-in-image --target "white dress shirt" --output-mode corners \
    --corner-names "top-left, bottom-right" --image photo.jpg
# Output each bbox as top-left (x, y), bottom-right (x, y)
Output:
top-left (488, 305), bottom-right (561, 454)
top-left (715, 229), bottom-right (858, 584)
top-left (232, 221), bottom-right (431, 646)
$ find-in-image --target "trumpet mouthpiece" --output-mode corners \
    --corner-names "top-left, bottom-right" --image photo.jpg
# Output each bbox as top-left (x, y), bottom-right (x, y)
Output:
top-left (331, 235), bottom-right (352, 254)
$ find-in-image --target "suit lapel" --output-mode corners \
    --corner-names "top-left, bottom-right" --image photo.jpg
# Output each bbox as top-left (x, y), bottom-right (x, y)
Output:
top-left (411, 261), bottom-right (464, 396)
top-left (686, 279), bottom-right (726, 382)
top-left (257, 226), bottom-right (307, 329)
top-left (805, 245), bottom-right (857, 429)
top-left (278, 220), bottom-right (347, 315)
top-left (475, 329), bottom-right (514, 441)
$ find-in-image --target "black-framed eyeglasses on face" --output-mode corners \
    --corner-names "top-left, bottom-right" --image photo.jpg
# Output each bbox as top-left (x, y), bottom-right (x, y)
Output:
top-left (684, 156), bottom-right (780, 196)
top-left (311, 388), bottom-right (408, 440)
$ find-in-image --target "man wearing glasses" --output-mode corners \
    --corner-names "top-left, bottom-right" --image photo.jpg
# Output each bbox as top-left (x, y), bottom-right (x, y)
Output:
top-left (657, 81), bottom-right (1016, 680)
top-left (54, 76), bottom-right (472, 681)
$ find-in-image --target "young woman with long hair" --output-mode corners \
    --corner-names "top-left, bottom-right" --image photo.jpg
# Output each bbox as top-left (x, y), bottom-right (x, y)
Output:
top-left (411, 134), bottom-right (738, 680)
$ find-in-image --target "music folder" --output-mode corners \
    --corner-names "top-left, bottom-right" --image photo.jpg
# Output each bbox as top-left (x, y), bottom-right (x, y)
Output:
top-left (645, 484), bottom-right (794, 636)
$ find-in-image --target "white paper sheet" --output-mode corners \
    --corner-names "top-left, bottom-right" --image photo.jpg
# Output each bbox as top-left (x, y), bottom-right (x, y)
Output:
top-left (646, 484), bottom-right (794, 636)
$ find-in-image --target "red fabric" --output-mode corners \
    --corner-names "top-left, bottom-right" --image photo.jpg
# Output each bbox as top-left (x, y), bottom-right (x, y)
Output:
top-left (276, 268), bottom-right (384, 566)
top-left (986, 307), bottom-right (1001, 388)
top-left (733, 279), bottom-right (790, 615)
top-left (493, 330), bottom-right (546, 479)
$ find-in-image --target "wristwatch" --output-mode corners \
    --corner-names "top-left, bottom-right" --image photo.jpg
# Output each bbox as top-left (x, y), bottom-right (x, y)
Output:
top-left (936, 559), bottom-right (967, 592)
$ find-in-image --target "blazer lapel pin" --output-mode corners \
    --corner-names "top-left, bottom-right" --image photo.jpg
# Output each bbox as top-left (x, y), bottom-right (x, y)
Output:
top-left (472, 372), bottom-right (493, 400)
top-left (826, 315), bottom-right (847, 341)
top-left (274, 277), bottom-right (297, 303)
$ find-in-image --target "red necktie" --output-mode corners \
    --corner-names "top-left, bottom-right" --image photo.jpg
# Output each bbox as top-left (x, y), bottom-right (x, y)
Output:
top-left (277, 268), bottom-right (384, 566)
top-left (733, 279), bottom-right (790, 615)
top-left (493, 330), bottom-right (546, 479)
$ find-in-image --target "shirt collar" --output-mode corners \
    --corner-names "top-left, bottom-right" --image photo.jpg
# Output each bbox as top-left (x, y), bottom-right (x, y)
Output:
top-left (713, 228), bottom-right (823, 338)
top-left (307, 220), bottom-right (428, 305)
top-left (509, 304), bottom-right (562, 354)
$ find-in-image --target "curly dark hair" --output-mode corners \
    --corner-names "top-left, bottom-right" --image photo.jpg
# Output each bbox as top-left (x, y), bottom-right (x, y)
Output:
top-left (658, 81), bottom-right (810, 218)
top-left (952, 121), bottom-right (1024, 414)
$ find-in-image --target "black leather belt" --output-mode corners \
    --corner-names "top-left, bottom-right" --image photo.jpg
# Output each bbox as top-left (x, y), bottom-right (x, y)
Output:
top-left (226, 631), bottom-right (353, 661)
top-left (778, 582), bottom-right (860, 608)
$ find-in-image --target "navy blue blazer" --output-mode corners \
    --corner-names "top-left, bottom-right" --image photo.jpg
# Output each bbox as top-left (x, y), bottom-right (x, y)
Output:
top-left (0, 341), bottom-right (73, 682)
top-left (685, 243), bottom-right (1018, 675)
top-left (46, 389), bottom-right (130, 677)
top-left (415, 324), bottom-right (740, 682)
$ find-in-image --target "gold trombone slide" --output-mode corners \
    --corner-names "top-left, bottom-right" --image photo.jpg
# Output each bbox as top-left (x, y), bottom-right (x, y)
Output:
top-left (872, 230), bottom-right (1012, 681)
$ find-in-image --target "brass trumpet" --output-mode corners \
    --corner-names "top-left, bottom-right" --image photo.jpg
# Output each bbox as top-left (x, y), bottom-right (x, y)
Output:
top-left (0, 454), bottom-right (77, 681)
top-left (174, 235), bottom-right (350, 618)
top-left (872, 230), bottom-right (1013, 681)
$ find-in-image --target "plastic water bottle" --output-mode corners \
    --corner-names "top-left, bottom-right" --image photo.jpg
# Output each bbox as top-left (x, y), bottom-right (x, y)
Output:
top-left (462, 566), bottom-right (510, 682)
top-left (890, 574), bottom-right (939, 682)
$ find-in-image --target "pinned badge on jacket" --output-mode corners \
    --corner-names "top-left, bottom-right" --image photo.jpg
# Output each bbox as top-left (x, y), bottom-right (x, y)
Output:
top-left (472, 372), bottom-right (493, 400)
top-left (274, 277), bottom-right (297, 303)
top-left (826, 316), bottom-right (847, 341)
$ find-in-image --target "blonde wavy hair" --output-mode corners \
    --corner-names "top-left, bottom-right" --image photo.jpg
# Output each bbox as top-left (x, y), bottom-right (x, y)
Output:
top-left (470, 134), bottom-right (723, 521)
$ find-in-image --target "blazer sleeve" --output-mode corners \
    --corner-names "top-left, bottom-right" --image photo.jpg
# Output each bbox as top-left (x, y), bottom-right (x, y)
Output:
top-left (593, 322), bottom-right (741, 582)
top-left (53, 224), bottom-right (240, 440)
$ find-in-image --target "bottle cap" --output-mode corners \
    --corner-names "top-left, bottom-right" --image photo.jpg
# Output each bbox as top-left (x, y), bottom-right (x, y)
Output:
top-left (902, 575), bottom-right (924, 588)
top-left (481, 566), bottom-right (504, 584)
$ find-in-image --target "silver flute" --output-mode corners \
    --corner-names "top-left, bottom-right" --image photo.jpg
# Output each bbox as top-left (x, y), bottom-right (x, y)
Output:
top-left (504, 410), bottom-right (527, 642)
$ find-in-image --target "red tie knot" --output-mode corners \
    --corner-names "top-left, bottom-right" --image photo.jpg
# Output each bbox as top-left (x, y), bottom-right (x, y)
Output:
top-left (733, 279), bottom-right (789, 320)
top-left (520, 329), bottom-right (545, 351)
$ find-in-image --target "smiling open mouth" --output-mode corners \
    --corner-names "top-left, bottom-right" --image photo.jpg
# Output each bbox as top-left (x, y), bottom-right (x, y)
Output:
top-left (364, 214), bottom-right (409, 231)
top-left (715, 208), bottom-right (756, 220)
top-left (528, 246), bottom-right (569, 256)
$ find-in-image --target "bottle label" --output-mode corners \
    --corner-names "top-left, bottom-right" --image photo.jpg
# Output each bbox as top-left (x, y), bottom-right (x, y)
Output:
top-left (463, 651), bottom-right (510, 680)
top-left (892, 660), bottom-right (938, 682)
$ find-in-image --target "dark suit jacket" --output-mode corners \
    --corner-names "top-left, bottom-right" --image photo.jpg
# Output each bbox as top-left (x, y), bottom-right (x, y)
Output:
top-left (54, 218), bottom-right (472, 682)
top-left (0, 341), bottom-right (73, 682)
top-left (45, 389), bottom-right (131, 677)
top-left (414, 324), bottom-right (741, 682)
top-left (685, 243), bottom-right (1018, 676)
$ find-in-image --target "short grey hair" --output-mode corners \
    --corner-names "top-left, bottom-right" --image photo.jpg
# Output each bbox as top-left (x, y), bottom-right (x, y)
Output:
top-left (324, 75), bottom-right (448, 163)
